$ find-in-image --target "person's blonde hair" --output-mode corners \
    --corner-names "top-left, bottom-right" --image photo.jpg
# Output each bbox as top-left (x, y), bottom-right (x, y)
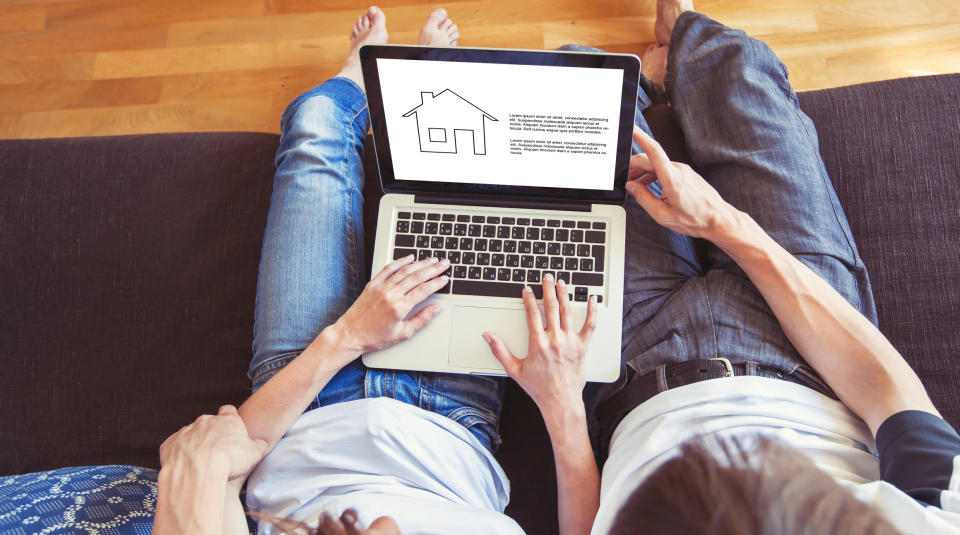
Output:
top-left (609, 435), bottom-right (900, 535)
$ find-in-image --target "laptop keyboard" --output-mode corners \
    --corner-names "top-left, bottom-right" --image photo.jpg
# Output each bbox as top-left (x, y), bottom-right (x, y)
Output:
top-left (392, 210), bottom-right (606, 302)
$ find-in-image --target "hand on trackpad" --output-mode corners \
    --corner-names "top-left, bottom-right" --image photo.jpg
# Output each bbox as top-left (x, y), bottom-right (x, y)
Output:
top-left (448, 305), bottom-right (586, 370)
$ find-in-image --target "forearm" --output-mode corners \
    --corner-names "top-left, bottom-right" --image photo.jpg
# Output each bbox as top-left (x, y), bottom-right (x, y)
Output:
top-left (238, 323), bottom-right (360, 451)
top-left (154, 458), bottom-right (230, 535)
top-left (710, 210), bottom-right (938, 433)
top-left (541, 401), bottom-right (600, 535)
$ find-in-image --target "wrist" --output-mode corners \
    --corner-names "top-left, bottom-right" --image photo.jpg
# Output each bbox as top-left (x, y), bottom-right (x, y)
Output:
top-left (312, 322), bottom-right (363, 364)
top-left (703, 206), bottom-right (753, 247)
top-left (538, 397), bottom-right (587, 433)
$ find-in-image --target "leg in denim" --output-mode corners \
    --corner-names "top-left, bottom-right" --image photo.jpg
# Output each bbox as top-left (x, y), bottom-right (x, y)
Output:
top-left (249, 78), bottom-right (504, 451)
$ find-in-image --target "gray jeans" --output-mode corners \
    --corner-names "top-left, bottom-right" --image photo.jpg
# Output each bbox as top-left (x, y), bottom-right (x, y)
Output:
top-left (569, 12), bottom-right (877, 447)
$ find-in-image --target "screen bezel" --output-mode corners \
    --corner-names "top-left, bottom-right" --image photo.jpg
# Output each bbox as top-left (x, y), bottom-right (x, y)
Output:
top-left (360, 45), bottom-right (640, 205)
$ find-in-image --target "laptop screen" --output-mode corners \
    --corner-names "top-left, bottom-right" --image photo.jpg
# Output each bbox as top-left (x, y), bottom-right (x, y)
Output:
top-left (361, 46), bottom-right (640, 204)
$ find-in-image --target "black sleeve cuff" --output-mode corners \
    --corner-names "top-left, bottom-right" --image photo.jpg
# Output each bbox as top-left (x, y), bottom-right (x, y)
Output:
top-left (875, 410), bottom-right (960, 507)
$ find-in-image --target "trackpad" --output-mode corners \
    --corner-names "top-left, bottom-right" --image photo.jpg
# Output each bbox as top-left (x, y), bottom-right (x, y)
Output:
top-left (449, 306), bottom-right (529, 370)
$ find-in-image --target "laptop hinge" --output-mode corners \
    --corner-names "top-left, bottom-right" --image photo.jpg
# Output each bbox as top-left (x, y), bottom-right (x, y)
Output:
top-left (413, 193), bottom-right (591, 212)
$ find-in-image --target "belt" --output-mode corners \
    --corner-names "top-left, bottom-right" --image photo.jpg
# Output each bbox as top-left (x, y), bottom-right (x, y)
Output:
top-left (594, 358), bottom-right (834, 458)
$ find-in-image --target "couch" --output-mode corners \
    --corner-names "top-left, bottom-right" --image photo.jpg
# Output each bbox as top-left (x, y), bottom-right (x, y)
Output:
top-left (2, 74), bottom-right (959, 534)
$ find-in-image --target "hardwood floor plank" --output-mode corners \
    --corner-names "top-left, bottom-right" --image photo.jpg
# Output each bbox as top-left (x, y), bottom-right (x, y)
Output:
top-left (0, 5), bottom-right (47, 33)
top-left (542, 17), bottom-right (656, 49)
top-left (0, 77), bottom-right (161, 113)
top-left (11, 96), bottom-right (275, 138)
top-left (0, 24), bottom-right (169, 58)
top-left (45, 0), bottom-right (265, 30)
top-left (158, 66), bottom-right (326, 102)
top-left (93, 43), bottom-right (275, 79)
top-left (0, 52), bottom-right (95, 85)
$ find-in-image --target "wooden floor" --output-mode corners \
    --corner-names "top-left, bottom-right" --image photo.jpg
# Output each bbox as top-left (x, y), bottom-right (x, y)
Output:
top-left (1, 0), bottom-right (958, 139)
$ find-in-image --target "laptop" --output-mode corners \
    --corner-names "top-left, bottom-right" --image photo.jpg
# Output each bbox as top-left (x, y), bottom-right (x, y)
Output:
top-left (359, 45), bottom-right (640, 382)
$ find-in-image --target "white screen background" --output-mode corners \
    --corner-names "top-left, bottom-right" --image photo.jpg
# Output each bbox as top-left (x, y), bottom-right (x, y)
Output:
top-left (376, 57), bottom-right (625, 191)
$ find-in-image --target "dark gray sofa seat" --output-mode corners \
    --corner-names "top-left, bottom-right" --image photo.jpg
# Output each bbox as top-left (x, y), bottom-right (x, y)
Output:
top-left (2, 74), bottom-right (958, 535)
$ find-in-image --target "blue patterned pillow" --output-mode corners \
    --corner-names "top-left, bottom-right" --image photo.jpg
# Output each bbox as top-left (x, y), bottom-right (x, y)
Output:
top-left (0, 465), bottom-right (158, 534)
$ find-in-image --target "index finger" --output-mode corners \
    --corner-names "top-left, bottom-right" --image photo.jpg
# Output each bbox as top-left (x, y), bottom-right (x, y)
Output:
top-left (632, 126), bottom-right (673, 178)
top-left (521, 285), bottom-right (544, 334)
top-left (371, 254), bottom-right (416, 285)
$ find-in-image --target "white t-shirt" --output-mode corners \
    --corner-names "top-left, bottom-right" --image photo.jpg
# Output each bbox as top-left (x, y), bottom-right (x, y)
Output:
top-left (591, 376), bottom-right (960, 534)
top-left (246, 397), bottom-right (525, 535)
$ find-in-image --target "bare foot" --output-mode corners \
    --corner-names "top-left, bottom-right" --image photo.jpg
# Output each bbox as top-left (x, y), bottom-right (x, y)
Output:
top-left (337, 6), bottom-right (388, 91)
top-left (417, 8), bottom-right (459, 46)
top-left (642, 43), bottom-right (668, 89)
top-left (654, 0), bottom-right (694, 45)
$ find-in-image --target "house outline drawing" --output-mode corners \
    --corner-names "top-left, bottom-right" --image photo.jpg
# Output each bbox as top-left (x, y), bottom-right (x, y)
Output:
top-left (402, 89), bottom-right (498, 155)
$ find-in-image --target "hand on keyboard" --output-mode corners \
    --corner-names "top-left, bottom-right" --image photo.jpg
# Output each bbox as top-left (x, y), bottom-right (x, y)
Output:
top-left (482, 273), bottom-right (598, 414)
top-left (334, 254), bottom-right (450, 353)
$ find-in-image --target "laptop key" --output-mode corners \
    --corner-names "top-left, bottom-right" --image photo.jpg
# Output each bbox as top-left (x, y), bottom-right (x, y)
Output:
top-left (532, 219), bottom-right (545, 226)
top-left (452, 280), bottom-right (543, 299)
top-left (439, 223), bottom-right (453, 235)
top-left (562, 220), bottom-right (575, 228)
top-left (396, 220), bottom-right (410, 233)
top-left (562, 243), bottom-right (575, 256)
top-left (398, 212), bottom-right (411, 219)
top-left (550, 257), bottom-right (564, 270)
top-left (395, 235), bottom-right (415, 247)
top-left (504, 240), bottom-right (517, 253)
top-left (593, 245), bottom-right (605, 272)
top-left (474, 239), bottom-right (487, 251)
top-left (413, 212), bottom-right (426, 220)
top-left (468, 224), bottom-right (481, 237)
top-left (570, 230), bottom-right (584, 242)
top-left (454, 265), bottom-right (467, 278)
top-left (580, 258), bottom-right (594, 271)
top-left (533, 241), bottom-right (546, 254)
top-left (585, 231), bottom-right (606, 243)
top-left (511, 227), bottom-right (525, 239)
top-left (593, 221), bottom-right (606, 229)
top-left (521, 255), bottom-right (534, 268)
top-left (577, 244), bottom-right (591, 257)
top-left (527, 270), bottom-right (541, 283)
top-left (575, 286), bottom-right (588, 301)
top-left (416, 236), bottom-right (430, 248)
top-left (487, 216), bottom-right (500, 224)
top-left (497, 226), bottom-right (511, 238)
top-left (483, 267), bottom-right (497, 280)
top-left (547, 219), bottom-right (561, 227)
top-left (556, 229), bottom-right (569, 241)
top-left (411, 221), bottom-right (424, 233)
top-left (457, 214), bottom-right (470, 222)
top-left (393, 248), bottom-right (415, 259)
top-left (489, 239), bottom-right (503, 252)
top-left (435, 250), bottom-right (447, 261)
top-left (428, 213), bottom-right (441, 221)
top-left (441, 214), bottom-right (455, 221)
top-left (557, 271), bottom-right (571, 284)
top-left (536, 256), bottom-right (549, 268)
top-left (577, 221), bottom-right (591, 229)
top-left (472, 215), bottom-right (485, 223)
top-left (526, 227), bottom-right (539, 240)
top-left (519, 241), bottom-right (532, 253)
top-left (431, 236), bottom-right (444, 248)
top-left (564, 258), bottom-right (578, 270)
top-left (502, 217), bottom-right (516, 225)
top-left (572, 272), bottom-right (604, 286)
top-left (547, 243), bottom-right (561, 255)
top-left (460, 238), bottom-right (473, 250)
top-left (454, 224), bottom-right (467, 236)
top-left (425, 222), bottom-right (438, 234)
top-left (512, 269), bottom-right (525, 282)
top-left (468, 266), bottom-right (482, 279)
top-left (541, 228), bottom-right (554, 241)
top-left (462, 252), bottom-right (476, 264)
top-left (492, 254), bottom-right (505, 266)
top-left (477, 253), bottom-right (491, 265)
top-left (445, 237), bottom-right (458, 249)
top-left (418, 250), bottom-right (432, 260)
top-left (448, 251), bottom-right (461, 263)
top-left (497, 268), bottom-right (511, 281)
top-left (517, 218), bottom-right (530, 225)
top-left (506, 255), bottom-right (520, 267)
top-left (483, 225), bottom-right (496, 237)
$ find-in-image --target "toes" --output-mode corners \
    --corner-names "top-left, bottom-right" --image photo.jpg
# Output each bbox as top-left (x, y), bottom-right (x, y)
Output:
top-left (447, 23), bottom-right (458, 36)
top-left (440, 18), bottom-right (453, 31)
top-left (425, 8), bottom-right (447, 26)
top-left (449, 31), bottom-right (460, 44)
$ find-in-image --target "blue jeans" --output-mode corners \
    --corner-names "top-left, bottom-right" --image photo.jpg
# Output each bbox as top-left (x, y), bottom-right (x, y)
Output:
top-left (581, 13), bottom-right (878, 439)
top-left (248, 77), bottom-right (504, 452)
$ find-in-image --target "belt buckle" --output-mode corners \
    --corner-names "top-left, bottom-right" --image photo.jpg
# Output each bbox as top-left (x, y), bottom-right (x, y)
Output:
top-left (710, 357), bottom-right (734, 378)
